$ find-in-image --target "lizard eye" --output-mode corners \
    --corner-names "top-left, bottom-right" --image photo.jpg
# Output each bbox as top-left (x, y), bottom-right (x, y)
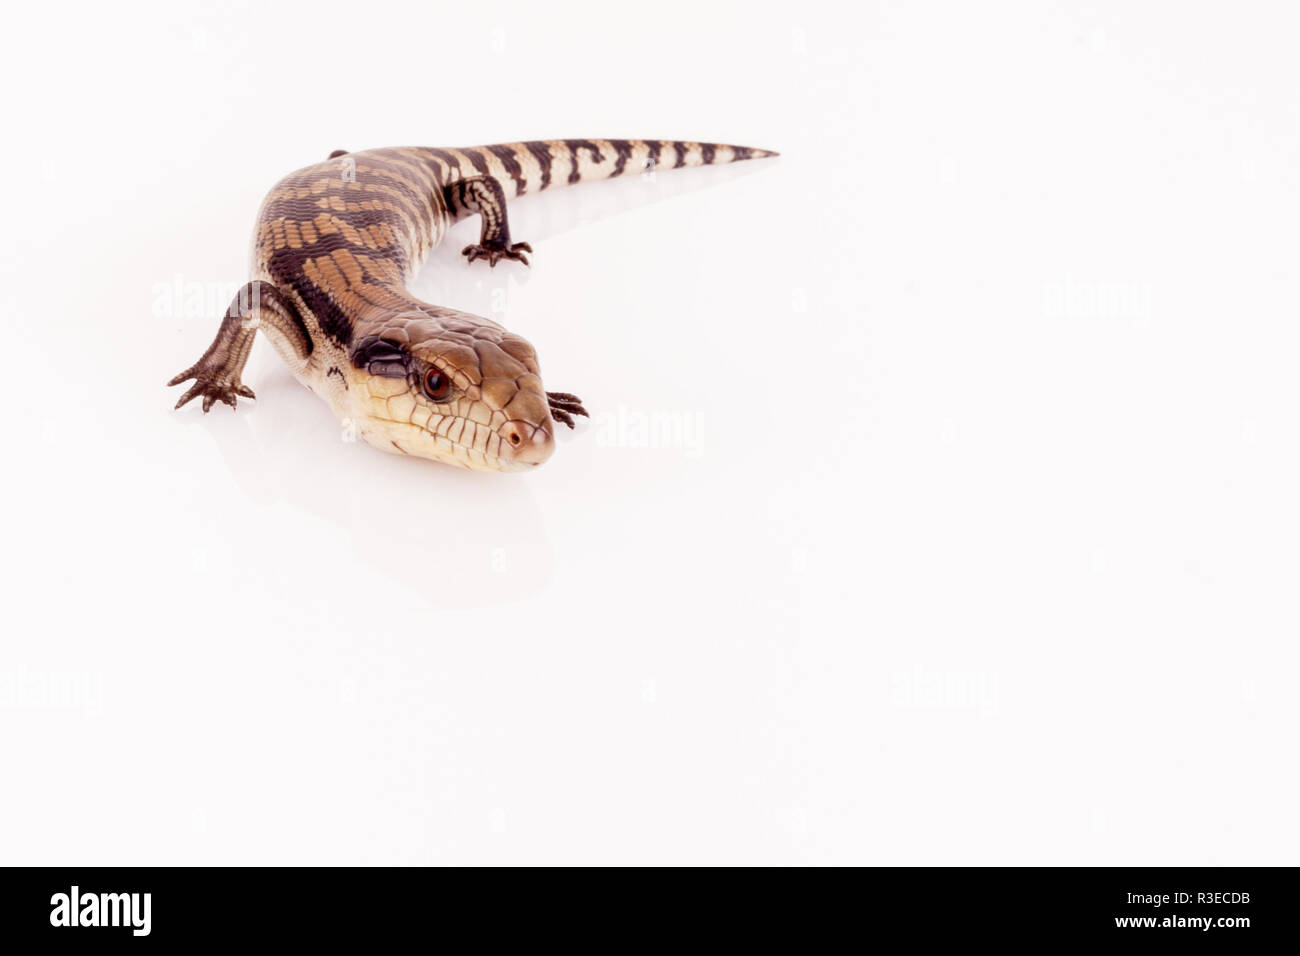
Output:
top-left (422, 368), bottom-right (451, 401)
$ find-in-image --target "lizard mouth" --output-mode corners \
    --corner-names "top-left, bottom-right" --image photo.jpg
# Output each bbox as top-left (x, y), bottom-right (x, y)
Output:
top-left (372, 416), bottom-right (551, 472)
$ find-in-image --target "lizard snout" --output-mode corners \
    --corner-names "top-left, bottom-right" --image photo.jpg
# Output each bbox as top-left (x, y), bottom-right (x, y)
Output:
top-left (499, 420), bottom-right (554, 466)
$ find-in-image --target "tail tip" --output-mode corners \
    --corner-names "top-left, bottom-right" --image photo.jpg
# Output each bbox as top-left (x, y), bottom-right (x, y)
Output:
top-left (733, 145), bottom-right (779, 160)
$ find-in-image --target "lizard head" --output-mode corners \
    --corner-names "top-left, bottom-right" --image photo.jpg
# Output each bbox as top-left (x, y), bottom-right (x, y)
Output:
top-left (345, 314), bottom-right (568, 472)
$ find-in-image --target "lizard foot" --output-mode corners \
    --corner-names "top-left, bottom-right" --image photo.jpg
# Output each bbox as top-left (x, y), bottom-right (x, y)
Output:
top-left (547, 391), bottom-right (588, 429)
top-left (462, 240), bottom-right (532, 268)
top-left (168, 364), bottom-right (255, 412)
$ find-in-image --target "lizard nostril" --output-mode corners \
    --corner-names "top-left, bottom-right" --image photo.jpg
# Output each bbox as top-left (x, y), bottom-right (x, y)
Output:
top-left (500, 420), bottom-right (554, 464)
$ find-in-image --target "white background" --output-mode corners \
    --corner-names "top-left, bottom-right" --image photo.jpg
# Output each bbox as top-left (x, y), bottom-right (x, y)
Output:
top-left (2, 0), bottom-right (1297, 865)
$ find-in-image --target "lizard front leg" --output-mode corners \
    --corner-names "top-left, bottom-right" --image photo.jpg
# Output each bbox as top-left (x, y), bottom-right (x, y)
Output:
top-left (446, 176), bottom-right (533, 267)
top-left (168, 281), bottom-right (311, 411)
top-left (546, 391), bottom-right (588, 429)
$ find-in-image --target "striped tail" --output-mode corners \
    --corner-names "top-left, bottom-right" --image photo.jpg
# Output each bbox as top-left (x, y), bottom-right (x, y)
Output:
top-left (416, 139), bottom-right (778, 200)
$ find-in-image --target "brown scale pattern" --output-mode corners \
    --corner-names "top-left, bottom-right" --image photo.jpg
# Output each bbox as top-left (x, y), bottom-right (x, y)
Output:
top-left (252, 139), bottom-right (776, 348)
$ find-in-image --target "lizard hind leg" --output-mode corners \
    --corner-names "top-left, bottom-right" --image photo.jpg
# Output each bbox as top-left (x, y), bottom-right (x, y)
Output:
top-left (447, 175), bottom-right (533, 267)
top-left (167, 281), bottom-right (311, 412)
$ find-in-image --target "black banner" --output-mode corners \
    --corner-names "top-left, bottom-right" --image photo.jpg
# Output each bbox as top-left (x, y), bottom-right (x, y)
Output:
top-left (0, 867), bottom-right (1292, 945)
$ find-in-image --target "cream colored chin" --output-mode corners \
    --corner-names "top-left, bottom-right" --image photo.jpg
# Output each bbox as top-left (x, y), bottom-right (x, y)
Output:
top-left (428, 450), bottom-right (532, 473)
top-left (361, 417), bottom-right (526, 473)
top-left (494, 458), bottom-right (535, 474)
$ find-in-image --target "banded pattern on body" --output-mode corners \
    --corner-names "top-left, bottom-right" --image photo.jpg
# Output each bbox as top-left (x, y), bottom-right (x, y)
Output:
top-left (251, 139), bottom-right (775, 346)
top-left (416, 138), bottom-right (777, 209)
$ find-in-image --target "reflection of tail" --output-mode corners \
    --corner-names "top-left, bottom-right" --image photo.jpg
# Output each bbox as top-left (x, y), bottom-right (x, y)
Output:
top-left (415, 139), bottom-right (779, 199)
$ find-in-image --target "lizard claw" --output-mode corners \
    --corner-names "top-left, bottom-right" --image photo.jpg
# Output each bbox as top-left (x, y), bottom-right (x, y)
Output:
top-left (462, 240), bottom-right (532, 268)
top-left (168, 365), bottom-right (253, 413)
top-left (547, 390), bottom-right (589, 429)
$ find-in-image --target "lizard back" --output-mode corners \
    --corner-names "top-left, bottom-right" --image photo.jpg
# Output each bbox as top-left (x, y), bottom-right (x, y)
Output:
top-left (251, 140), bottom-right (776, 346)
